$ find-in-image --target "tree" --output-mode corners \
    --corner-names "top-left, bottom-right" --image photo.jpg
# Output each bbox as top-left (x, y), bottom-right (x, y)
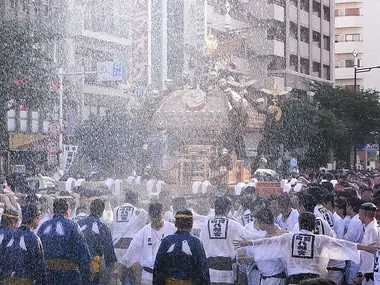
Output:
top-left (257, 95), bottom-right (346, 170)
top-left (313, 83), bottom-right (380, 165)
top-left (77, 97), bottom-right (162, 177)
top-left (0, 20), bottom-right (53, 151)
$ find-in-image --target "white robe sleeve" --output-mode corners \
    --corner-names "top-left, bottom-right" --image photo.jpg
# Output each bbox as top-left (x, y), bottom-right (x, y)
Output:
top-left (119, 227), bottom-right (145, 267)
top-left (359, 227), bottom-right (379, 273)
top-left (343, 218), bottom-right (363, 243)
top-left (242, 234), bottom-right (288, 261)
top-left (320, 236), bottom-right (360, 264)
top-left (236, 222), bottom-right (264, 240)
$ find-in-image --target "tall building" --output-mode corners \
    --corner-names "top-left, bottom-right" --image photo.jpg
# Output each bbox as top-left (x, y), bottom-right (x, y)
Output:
top-left (0, 0), bottom-right (132, 175)
top-left (207, 0), bottom-right (335, 91)
top-left (334, 0), bottom-right (380, 91)
top-left (139, 0), bottom-right (335, 93)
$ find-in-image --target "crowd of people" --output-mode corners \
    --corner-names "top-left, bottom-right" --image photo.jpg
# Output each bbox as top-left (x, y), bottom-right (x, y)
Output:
top-left (1, 170), bottom-right (380, 285)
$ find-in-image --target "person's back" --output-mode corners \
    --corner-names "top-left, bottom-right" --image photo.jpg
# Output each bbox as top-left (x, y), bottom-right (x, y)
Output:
top-left (78, 199), bottom-right (117, 284)
top-left (112, 190), bottom-right (148, 260)
top-left (38, 198), bottom-right (91, 285)
top-left (153, 210), bottom-right (210, 285)
top-left (242, 213), bottom-right (361, 285)
top-left (0, 204), bottom-right (45, 284)
top-left (199, 196), bottom-right (258, 284)
top-left (0, 228), bottom-right (45, 284)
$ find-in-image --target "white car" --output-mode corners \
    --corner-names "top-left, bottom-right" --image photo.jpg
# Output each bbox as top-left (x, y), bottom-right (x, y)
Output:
top-left (26, 174), bottom-right (56, 190)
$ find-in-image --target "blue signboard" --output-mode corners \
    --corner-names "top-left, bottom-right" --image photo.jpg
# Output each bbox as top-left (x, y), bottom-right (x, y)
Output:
top-left (356, 144), bottom-right (379, 151)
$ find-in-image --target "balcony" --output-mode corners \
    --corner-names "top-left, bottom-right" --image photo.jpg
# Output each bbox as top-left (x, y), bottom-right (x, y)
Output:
top-left (335, 16), bottom-right (364, 28)
top-left (300, 41), bottom-right (309, 58)
top-left (312, 45), bottom-right (321, 61)
top-left (207, 4), bottom-right (250, 32)
top-left (247, 35), bottom-right (284, 57)
top-left (289, 5), bottom-right (297, 23)
top-left (335, 40), bottom-right (363, 54)
top-left (335, 67), bottom-right (364, 79)
top-left (289, 38), bottom-right (298, 54)
top-left (335, 0), bottom-right (363, 3)
top-left (248, 2), bottom-right (285, 22)
top-left (299, 10), bottom-right (309, 27)
top-left (312, 16), bottom-right (321, 32)
top-left (322, 49), bottom-right (330, 65)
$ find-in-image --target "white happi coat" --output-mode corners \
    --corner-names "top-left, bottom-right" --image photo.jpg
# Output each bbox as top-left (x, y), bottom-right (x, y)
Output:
top-left (332, 212), bottom-right (345, 239)
top-left (276, 208), bottom-right (299, 232)
top-left (344, 214), bottom-right (364, 243)
top-left (374, 250), bottom-right (380, 285)
top-left (250, 227), bottom-right (286, 285)
top-left (112, 203), bottom-right (148, 260)
top-left (243, 230), bottom-right (360, 278)
top-left (314, 205), bottom-right (334, 228)
top-left (360, 220), bottom-right (379, 285)
top-left (237, 209), bottom-right (254, 227)
top-left (199, 215), bottom-right (261, 284)
top-left (119, 221), bottom-right (176, 283)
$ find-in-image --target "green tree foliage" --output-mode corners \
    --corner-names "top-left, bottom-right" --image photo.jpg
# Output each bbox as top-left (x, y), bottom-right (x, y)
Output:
top-left (0, 20), bottom-right (53, 150)
top-left (77, 97), bottom-right (161, 176)
top-left (258, 83), bottom-right (380, 170)
top-left (258, 95), bottom-right (347, 170)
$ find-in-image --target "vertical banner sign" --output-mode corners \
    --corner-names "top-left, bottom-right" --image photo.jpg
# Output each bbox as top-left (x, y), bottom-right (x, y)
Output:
top-left (131, 0), bottom-right (149, 84)
top-left (289, 157), bottom-right (298, 173)
top-left (62, 145), bottom-right (78, 174)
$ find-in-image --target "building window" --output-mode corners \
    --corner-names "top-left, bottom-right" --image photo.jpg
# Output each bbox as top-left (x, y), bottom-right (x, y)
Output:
top-left (345, 8), bottom-right (361, 16)
top-left (335, 59), bottom-right (360, 68)
top-left (31, 111), bottom-right (39, 133)
top-left (290, 54), bottom-right (298, 71)
top-left (19, 110), bottom-right (28, 132)
top-left (323, 5), bottom-right (330, 22)
top-left (323, 65), bottom-right (330, 80)
top-left (335, 34), bottom-right (341, 43)
top-left (290, 22), bottom-right (298, 39)
top-left (267, 22), bottom-right (286, 42)
top-left (312, 1), bottom-right (321, 18)
top-left (300, 58), bottom-right (310, 74)
top-left (9, 0), bottom-right (15, 9)
top-left (345, 59), bottom-right (355, 68)
top-left (268, 0), bottom-right (285, 7)
top-left (312, 61), bottom-right (321, 78)
top-left (290, 0), bottom-right (298, 7)
top-left (323, 35), bottom-right (330, 51)
top-left (7, 110), bottom-right (16, 132)
top-left (334, 9), bottom-right (342, 17)
top-left (313, 31), bottom-right (321, 48)
top-left (300, 0), bottom-right (309, 12)
top-left (300, 26), bottom-right (309, 43)
top-left (345, 33), bottom-right (361, 42)
top-left (267, 56), bottom-right (286, 71)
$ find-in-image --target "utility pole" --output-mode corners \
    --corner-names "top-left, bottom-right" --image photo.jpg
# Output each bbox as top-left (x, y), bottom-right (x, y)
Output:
top-left (57, 68), bottom-right (96, 173)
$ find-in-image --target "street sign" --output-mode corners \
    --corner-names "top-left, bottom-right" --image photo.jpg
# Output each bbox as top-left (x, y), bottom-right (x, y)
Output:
top-left (352, 50), bottom-right (358, 57)
top-left (44, 140), bottom-right (59, 155)
top-left (97, 61), bottom-right (123, 82)
top-left (48, 122), bottom-right (61, 137)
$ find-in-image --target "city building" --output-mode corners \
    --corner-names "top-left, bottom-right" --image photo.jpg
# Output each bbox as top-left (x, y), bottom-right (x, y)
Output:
top-left (139, 0), bottom-right (335, 95)
top-left (208, 0), bottom-right (334, 91)
top-left (334, 0), bottom-right (380, 91)
top-left (0, 0), bottom-right (132, 176)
